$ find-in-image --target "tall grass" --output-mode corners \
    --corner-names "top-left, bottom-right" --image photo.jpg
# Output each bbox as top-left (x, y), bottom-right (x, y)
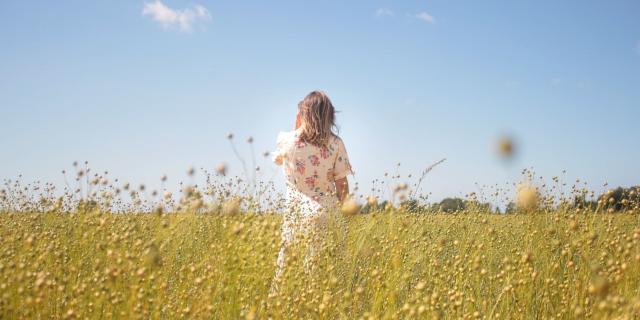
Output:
top-left (1, 209), bottom-right (639, 319)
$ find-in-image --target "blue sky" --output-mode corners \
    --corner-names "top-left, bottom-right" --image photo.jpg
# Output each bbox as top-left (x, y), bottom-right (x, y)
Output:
top-left (1, 0), bottom-right (639, 205)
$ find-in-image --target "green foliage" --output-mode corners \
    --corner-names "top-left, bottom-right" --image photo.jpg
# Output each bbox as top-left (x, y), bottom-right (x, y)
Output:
top-left (438, 197), bottom-right (466, 213)
top-left (597, 186), bottom-right (640, 212)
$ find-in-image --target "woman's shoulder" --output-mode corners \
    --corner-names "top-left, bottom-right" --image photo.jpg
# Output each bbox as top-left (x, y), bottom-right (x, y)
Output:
top-left (275, 130), bottom-right (302, 153)
top-left (276, 130), bottom-right (296, 142)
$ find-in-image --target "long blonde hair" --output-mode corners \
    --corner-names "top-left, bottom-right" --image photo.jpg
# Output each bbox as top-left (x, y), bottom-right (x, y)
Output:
top-left (298, 91), bottom-right (337, 147)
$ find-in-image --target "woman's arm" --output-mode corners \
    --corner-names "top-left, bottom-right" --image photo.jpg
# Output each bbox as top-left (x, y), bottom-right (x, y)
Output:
top-left (335, 177), bottom-right (349, 203)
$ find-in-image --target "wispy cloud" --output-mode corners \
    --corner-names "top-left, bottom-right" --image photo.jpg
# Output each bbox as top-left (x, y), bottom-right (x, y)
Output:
top-left (142, 0), bottom-right (211, 32)
top-left (375, 8), bottom-right (395, 18)
top-left (415, 11), bottom-right (435, 24)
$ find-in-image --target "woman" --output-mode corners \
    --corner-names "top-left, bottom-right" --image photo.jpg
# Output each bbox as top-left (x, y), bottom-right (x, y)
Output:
top-left (269, 90), bottom-right (354, 294)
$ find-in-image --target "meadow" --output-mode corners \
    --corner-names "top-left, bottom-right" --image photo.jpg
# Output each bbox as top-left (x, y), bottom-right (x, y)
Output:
top-left (3, 0), bottom-right (638, 318)
top-left (1, 205), bottom-right (639, 319)
top-left (1, 151), bottom-right (639, 319)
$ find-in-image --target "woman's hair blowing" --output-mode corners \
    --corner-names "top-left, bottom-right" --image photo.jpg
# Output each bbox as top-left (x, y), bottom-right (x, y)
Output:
top-left (298, 91), bottom-right (337, 146)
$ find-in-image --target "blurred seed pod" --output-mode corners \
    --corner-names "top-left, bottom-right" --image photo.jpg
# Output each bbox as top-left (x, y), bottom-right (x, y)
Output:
top-left (216, 163), bottom-right (227, 176)
top-left (496, 135), bottom-right (517, 160)
top-left (223, 197), bottom-right (242, 215)
top-left (516, 183), bottom-right (539, 211)
top-left (340, 197), bottom-right (361, 216)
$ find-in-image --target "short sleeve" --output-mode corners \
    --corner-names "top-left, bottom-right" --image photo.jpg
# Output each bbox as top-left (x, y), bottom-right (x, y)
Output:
top-left (272, 131), bottom-right (294, 165)
top-left (333, 137), bottom-right (354, 180)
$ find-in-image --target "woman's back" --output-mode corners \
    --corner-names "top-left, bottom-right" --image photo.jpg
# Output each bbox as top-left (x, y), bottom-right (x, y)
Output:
top-left (273, 127), bottom-right (352, 208)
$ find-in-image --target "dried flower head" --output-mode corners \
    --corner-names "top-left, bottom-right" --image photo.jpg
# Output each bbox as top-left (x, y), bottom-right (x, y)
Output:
top-left (497, 136), bottom-right (515, 158)
top-left (516, 183), bottom-right (539, 211)
top-left (216, 163), bottom-right (227, 176)
top-left (222, 197), bottom-right (241, 215)
top-left (340, 197), bottom-right (361, 216)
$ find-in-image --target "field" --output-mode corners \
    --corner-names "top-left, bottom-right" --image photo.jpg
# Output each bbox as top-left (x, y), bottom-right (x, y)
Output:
top-left (1, 208), bottom-right (639, 319)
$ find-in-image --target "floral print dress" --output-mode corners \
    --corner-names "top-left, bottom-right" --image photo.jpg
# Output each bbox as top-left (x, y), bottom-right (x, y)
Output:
top-left (270, 128), bottom-right (353, 293)
top-left (272, 128), bottom-right (353, 217)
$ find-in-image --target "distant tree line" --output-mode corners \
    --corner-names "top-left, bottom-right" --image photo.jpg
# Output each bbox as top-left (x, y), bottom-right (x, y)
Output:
top-left (360, 198), bottom-right (496, 214)
top-left (573, 186), bottom-right (640, 213)
top-left (358, 186), bottom-right (639, 214)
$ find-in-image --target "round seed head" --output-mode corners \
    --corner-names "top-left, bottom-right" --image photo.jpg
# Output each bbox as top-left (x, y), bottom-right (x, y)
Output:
top-left (216, 163), bottom-right (227, 176)
top-left (341, 197), bottom-right (361, 216)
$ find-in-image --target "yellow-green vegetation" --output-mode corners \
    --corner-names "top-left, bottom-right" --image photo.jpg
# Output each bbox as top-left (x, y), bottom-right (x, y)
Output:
top-left (1, 210), bottom-right (639, 319)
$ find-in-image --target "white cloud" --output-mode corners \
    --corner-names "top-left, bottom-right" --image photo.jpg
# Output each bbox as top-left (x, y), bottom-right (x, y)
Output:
top-left (142, 0), bottom-right (211, 32)
top-left (415, 11), bottom-right (435, 24)
top-left (375, 8), bottom-right (394, 18)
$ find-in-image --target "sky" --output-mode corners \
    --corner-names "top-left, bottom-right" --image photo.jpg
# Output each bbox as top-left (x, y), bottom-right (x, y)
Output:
top-left (1, 0), bottom-right (639, 206)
